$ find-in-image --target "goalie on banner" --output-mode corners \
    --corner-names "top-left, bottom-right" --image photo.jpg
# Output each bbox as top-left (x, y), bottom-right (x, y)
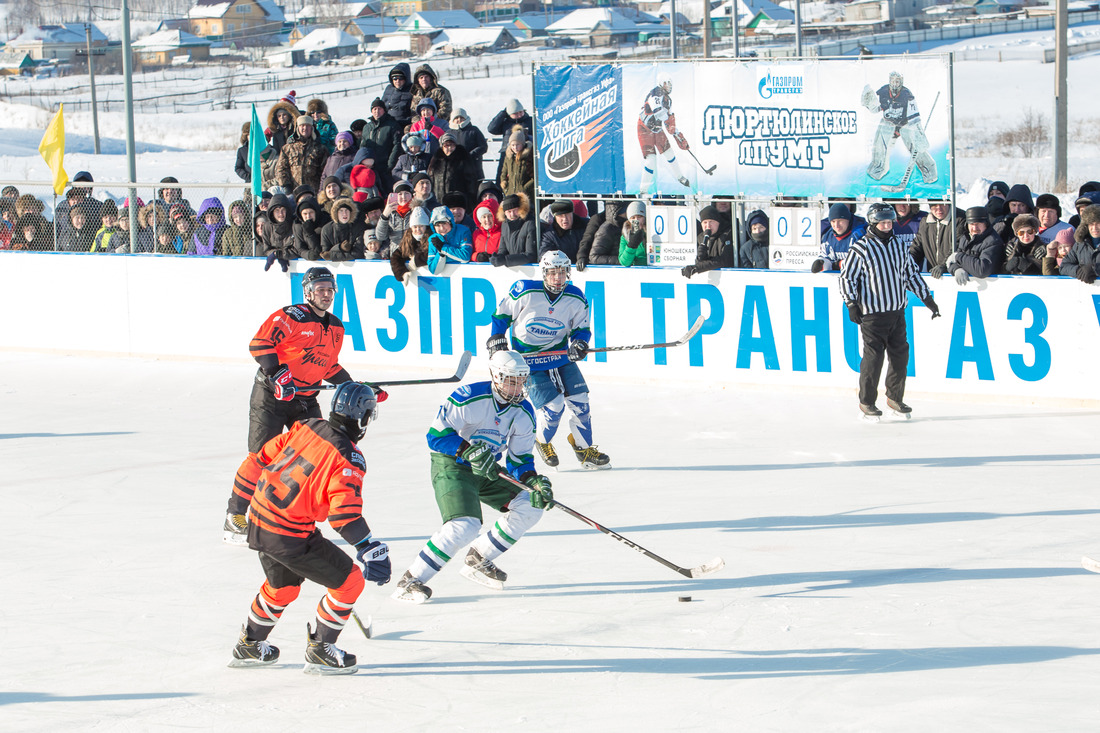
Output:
top-left (861, 71), bottom-right (937, 185)
top-left (638, 72), bottom-right (691, 193)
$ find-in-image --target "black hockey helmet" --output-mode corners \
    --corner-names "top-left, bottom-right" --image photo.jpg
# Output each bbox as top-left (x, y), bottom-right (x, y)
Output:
top-left (330, 382), bottom-right (377, 441)
top-left (866, 202), bottom-right (897, 224)
top-left (302, 266), bottom-right (336, 294)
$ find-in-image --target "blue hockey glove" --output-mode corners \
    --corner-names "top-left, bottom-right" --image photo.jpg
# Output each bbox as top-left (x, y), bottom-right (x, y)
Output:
top-left (461, 442), bottom-right (498, 478)
top-left (356, 539), bottom-right (391, 585)
top-left (568, 340), bottom-right (589, 362)
top-left (525, 474), bottom-right (554, 510)
top-left (271, 365), bottom-right (296, 401)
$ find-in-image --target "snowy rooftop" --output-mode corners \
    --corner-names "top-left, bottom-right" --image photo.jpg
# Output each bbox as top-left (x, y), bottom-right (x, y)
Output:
top-left (132, 29), bottom-right (213, 51)
top-left (292, 27), bottom-right (361, 51)
top-left (397, 10), bottom-right (481, 33)
top-left (431, 27), bottom-right (516, 49)
top-left (188, 0), bottom-right (284, 22)
top-left (546, 8), bottom-right (662, 33)
top-left (9, 23), bottom-right (108, 45)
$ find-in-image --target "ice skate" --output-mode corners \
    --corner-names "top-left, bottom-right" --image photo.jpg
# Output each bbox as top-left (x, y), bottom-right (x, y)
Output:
top-left (859, 403), bottom-right (882, 423)
top-left (223, 512), bottom-right (248, 547)
top-left (304, 623), bottom-right (357, 675)
top-left (568, 434), bottom-right (611, 470)
top-left (228, 625), bottom-right (279, 668)
top-left (391, 570), bottom-right (432, 604)
top-left (887, 398), bottom-right (913, 420)
top-left (535, 440), bottom-right (559, 468)
top-left (459, 548), bottom-right (507, 590)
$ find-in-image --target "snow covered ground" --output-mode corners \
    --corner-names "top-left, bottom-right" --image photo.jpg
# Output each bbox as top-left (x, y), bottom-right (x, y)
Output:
top-left (2, 351), bottom-right (1099, 731)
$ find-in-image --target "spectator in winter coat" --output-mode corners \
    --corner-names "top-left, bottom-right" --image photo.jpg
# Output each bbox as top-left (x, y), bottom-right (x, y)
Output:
top-left (426, 205), bottom-right (472, 273)
top-left (235, 122), bottom-right (252, 182)
top-left (375, 181), bottom-right (415, 254)
top-left (1043, 226), bottom-right (1076, 276)
top-left (275, 116), bottom-right (329, 194)
top-left (14, 193), bottom-right (43, 220)
top-left (318, 175), bottom-right (353, 219)
top-left (682, 205), bottom-right (735, 277)
top-left (471, 199), bottom-right (500, 262)
top-left (261, 193), bottom-right (295, 271)
top-left (448, 108), bottom-right (488, 170)
top-left (577, 200), bottom-right (626, 271)
top-left (498, 126), bottom-right (534, 205)
top-left (1059, 204), bottom-right (1100, 282)
top-left (55, 171), bottom-right (101, 240)
top-left (813, 203), bottom-right (866, 272)
top-left (993, 183), bottom-right (1034, 241)
top-left (739, 209), bottom-right (770, 269)
top-left (364, 98), bottom-right (403, 174)
top-left (293, 198), bottom-right (324, 260)
top-left (1069, 191), bottom-right (1100, 230)
top-left (265, 100), bottom-right (298, 156)
top-left (487, 99), bottom-right (533, 181)
top-left (306, 98), bottom-right (338, 153)
top-left (410, 172), bottom-right (440, 213)
top-left (392, 133), bottom-right (431, 182)
top-left (382, 63), bottom-right (413, 127)
top-left (321, 132), bottom-right (357, 181)
top-left (10, 212), bottom-right (51, 251)
top-left (491, 193), bottom-right (537, 267)
top-left (477, 181), bottom-right (503, 206)
top-left (910, 200), bottom-right (966, 275)
top-left (1034, 193), bottom-right (1073, 245)
top-left (90, 200), bottom-right (121, 253)
top-left (441, 191), bottom-right (471, 236)
top-left (428, 133), bottom-right (478, 205)
top-left (349, 165), bottom-right (380, 204)
top-left (1002, 214), bottom-right (1044, 275)
top-left (410, 64), bottom-right (452, 123)
top-left (949, 206), bottom-right (1005, 285)
top-left (891, 202), bottom-right (926, 252)
top-left (987, 180), bottom-right (1009, 201)
top-left (191, 198), bottom-right (226, 256)
top-left (115, 202), bottom-right (145, 253)
top-left (410, 98), bottom-right (446, 156)
top-left (171, 206), bottom-right (198, 255)
top-left (60, 200), bottom-right (98, 252)
top-left (390, 207), bottom-right (431, 284)
top-left (360, 196), bottom-right (384, 234)
top-left (539, 199), bottom-right (587, 263)
top-left (617, 200), bottom-right (648, 267)
top-left (320, 197), bottom-right (365, 262)
top-left (221, 200), bottom-right (252, 257)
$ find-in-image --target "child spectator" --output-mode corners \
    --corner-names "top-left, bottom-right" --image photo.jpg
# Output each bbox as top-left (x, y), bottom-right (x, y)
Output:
top-left (222, 200), bottom-right (252, 257)
top-left (376, 180), bottom-right (415, 254)
top-left (320, 198), bottom-right (364, 262)
top-left (410, 98), bottom-right (446, 155)
top-left (487, 99), bottom-right (533, 181)
top-left (390, 207), bottom-right (431, 284)
top-left (90, 200), bottom-right (121, 253)
top-left (618, 201), bottom-right (648, 267)
top-left (392, 133), bottom-right (431, 182)
top-left (426, 205), bottom-right (471, 273)
top-left (471, 198), bottom-right (500, 262)
top-left (321, 131), bottom-right (357, 181)
top-left (307, 98), bottom-right (338, 153)
top-left (1043, 226), bottom-right (1076, 276)
top-left (261, 193), bottom-right (295, 271)
top-left (293, 198), bottom-right (324, 260)
top-left (11, 212), bottom-right (51, 251)
top-left (191, 198), bottom-right (226, 256)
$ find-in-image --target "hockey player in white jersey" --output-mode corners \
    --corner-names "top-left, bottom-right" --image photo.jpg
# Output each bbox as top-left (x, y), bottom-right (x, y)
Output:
top-left (638, 71), bottom-right (691, 193)
top-left (861, 71), bottom-right (937, 184)
top-left (487, 250), bottom-right (610, 470)
top-left (391, 350), bottom-right (553, 603)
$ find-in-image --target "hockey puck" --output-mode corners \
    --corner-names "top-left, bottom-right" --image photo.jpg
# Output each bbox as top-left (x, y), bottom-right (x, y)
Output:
top-left (678, 596), bottom-right (692, 603)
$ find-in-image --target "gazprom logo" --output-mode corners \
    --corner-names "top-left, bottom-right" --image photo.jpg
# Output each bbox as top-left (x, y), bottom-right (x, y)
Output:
top-left (758, 69), bottom-right (804, 99)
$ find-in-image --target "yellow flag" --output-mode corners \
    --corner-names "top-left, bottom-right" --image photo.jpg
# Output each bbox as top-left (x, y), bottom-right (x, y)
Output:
top-left (38, 104), bottom-right (68, 196)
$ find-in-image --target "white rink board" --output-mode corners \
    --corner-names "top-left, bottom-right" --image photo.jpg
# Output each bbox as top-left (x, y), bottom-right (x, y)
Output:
top-left (2, 251), bottom-right (1095, 401)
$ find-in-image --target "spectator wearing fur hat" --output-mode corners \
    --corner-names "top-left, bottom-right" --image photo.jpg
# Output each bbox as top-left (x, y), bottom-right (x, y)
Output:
top-left (390, 206), bottom-right (431, 284)
top-left (1043, 226), bottom-right (1076, 276)
top-left (682, 205), bottom-right (734, 277)
top-left (739, 209), bottom-right (770, 269)
top-left (470, 198), bottom-right (501, 262)
top-left (221, 200), bottom-right (252, 257)
top-left (1059, 204), bottom-right (1100, 282)
top-left (236, 122), bottom-right (253, 182)
top-left (477, 181), bottom-right (503, 205)
top-left (392, 132), bottom-right (431, 182)
top-left (10, 212), bottom-right (51, 251)
top-left (364, 97), bottom-right (403, 173)
top-left (265, 98), bottom-right (298, 156)
top-left (617, 200), bottom-right (649, 267)
top-left (491, 193), bottom-right (537, 267)
top-left (410, 64), bottom-right (452, 123)
top-left (261, 193), bottom-right (295, 271)
top-left (306, 98), bottom-right (338, 153)
top-left (410, 97), bottom-right (446, 156)
top-left (318, 175), bottom-right (353, 219)
top-left (376, 180), bottom-right (415, 253)
top-left (428, 133), bottom-right (479, 206)
top-left (448, 107), bottom-right (488, 168)
top-left (499, 125), bottom-right (534, 205)
top-left (487, 98), bottom-right (533, 181)
top-left (321, 131), bottom-right (357, 181)
top-left (359, 196), bottom-right (385, 233)
top-left (319, 197), bottom-right (365, 262)
top-left (948, 206), bottom-right (1004, 285)
top-left (1034, 193), bottom-right (1073, 245)
top-left (812, 203), bottom-right (866, 272)
top-left (383, 63), bottom-right (414, 127)
top-left (1003, 213), bottom-right (1044, 275)
top-left (539, 199), bottom-right (587, 263)
top-left (292, 198), bottom-right (324, 260)
top-left (275, 114), bottom-right (329, 193)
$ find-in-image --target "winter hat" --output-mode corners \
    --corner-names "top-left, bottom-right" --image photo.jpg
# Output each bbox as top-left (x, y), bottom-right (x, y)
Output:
top-left (1035, 193), bottom-right (1061, 218)
top-left (478, 181), bottom-right (503, 202)
top-left (828, 202), bottom-right (853, 222)
top-left (349, 118), bottom-right (367, 133)
top-left (282, 90), bottom-right (297, 106)
top-left (1081, 204), bottom-right (1100, 228)
top-left (508, 126), bottom-right (526, 146)
top-left (292, 184), bottom-right (316, 201)
top-left (393, 181), bottom-right (413, 195)
top-left (501, 194), bottom-right (521, 211)
top-left (268, 193), bottom-right (291, 213)
top-left (506, 99), bottom-right (524, 115)
top-left (442, 191), bottom-right (467, 210)
top-left (365, 229), bottom-right (380, 244)
top-left (698, 205), bottom-right (721, 223)
top-left (409, 207), bottom-right (431, 228)
top-left (73, 170), bottom-right (93, 183)
top-left (430, 205), bottom-right (454, 228)
top-left (404, 133), bottom-right (424, 150)
top-left (169, 203), bottom-right (190, 221)
top-left (439, 132), bottom-right (457, 145)
top-left (361, 197), bottom-right (385, 214)
top-left (1055, 227), bottom-right (1076, 247)
top-left (410, 172), bottom-right (431, 188)
top-left (358, 141), bottom-right (378, 162)
top-left (550, 200), bottom-right (573, 215)
top-left (349, 166), bottom-right (377, 203)
top-left (747, 210), bottom-right (770, 230)
top-left (965, 206), bottom-right (990, 224)
top-left (987, 181), bottom-right (1009, 198)
top-left (297, 198), bottom-right (321, 220)
top-left (626, 200), bottom-right (646, 219)
top-left (306, 98), bottom-right (328, 115)
top-left (160, 176), bottom-right (178, 184)
top-left (450, 107), bottom-right (468, 122)
top-left (1005, 184), bottom-right (1034, 211)
top-left (101, 199), bottom-right (118, 218)
top-left (416, 97), bottom-right (437, 113)
top-left (371, 98), bottom-right (386, 111)
top-left (1012, 213), bottom-right (1039, 233)
top-left (296, 115), bottom-right (314, 127)
top-left (322, 176), bottom-right (342, 191)
top-left (1079, 181), bottom-right (1100, 197)
top-left (335, 131), bottom-right (355, 149)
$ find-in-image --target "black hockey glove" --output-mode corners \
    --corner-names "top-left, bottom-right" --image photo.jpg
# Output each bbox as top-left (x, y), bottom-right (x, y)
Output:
top-left (271, 365), bottom-right (296, 401)
top-left (355, 539), bottom-right (392, 585)
top-left (923, 296), bottom-right (941, 319)
top-left (568, 340), bottom-right (589, 362)
top-left (486, 332), bottom-right (508, 355)
top-left (847, 304), bottom-right (864, 325)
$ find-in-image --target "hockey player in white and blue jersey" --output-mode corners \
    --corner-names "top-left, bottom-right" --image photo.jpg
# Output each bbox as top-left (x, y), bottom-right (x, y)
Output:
top-left (391, 350), bottom-right (554, 603)
top-left (486, 250), bottom-right (611, 470)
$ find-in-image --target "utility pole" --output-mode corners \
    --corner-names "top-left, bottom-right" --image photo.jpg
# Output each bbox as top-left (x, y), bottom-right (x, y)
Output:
top-left (122, 0), bottom-right (138, 252)
top-left (86, 23), bottom-right (101, 154)
top-left (703, 0), bottom-right (711, 58)
top-left (794, 0), bottom-right (803, 58)
top-left (732, 0), bottom-right (740, 59)
top-left (1054, 0), bottom-right (1068, 191)
top-left (670, 0), bottom-right (678, 58)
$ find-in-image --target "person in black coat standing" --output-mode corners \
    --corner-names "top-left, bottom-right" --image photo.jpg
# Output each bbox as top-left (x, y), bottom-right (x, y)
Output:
top-left (363, 98), bottom-right (404, 176)
top-left (487, 99), bottom-right (533, 182)
top-left (382, 63), bottom-right (414, 129)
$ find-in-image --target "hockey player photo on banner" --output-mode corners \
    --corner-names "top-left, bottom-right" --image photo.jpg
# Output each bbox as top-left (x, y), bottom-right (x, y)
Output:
top-left (621, 63), bottom-right (701, 196)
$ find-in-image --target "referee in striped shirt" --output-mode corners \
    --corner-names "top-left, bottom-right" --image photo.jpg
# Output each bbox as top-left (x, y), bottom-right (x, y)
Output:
top-left (840, 203), bottom-right (941, 418)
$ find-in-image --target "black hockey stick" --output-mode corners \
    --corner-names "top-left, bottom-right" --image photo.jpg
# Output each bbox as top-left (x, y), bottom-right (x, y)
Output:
top-left (308, 351), bottom-right (473, 390)
top-left (687, 149), bottom-right (716, 175)
top-left (526, 314), bottom-right (706, 359)
top-left (880, 91), bottom-right (940, 194)
top-left (497, 472), bottom-right (724, 579)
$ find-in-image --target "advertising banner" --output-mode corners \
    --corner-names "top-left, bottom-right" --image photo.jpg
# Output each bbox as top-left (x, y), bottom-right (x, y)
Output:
top-left (534, 58), bottom-right (951, 200)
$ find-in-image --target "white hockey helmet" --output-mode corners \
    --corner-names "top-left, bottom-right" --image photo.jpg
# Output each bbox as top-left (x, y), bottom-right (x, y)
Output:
top-left (656, 71), bottom-right (673, 94)
top-left (539, 249), bottom-right (571, 295)
top-left (889, 71), bottom-right (903, 95)
top-left (488, 350), bottom-right (530, 405)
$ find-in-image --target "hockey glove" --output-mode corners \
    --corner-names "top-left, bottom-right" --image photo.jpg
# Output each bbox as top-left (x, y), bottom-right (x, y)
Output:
top-left (525, 474), bottom-right (554, 510)
top-left (954, 269), bottom-right (970, 286)
top-left (369, 384), bottom-right (389, 403)
top-left (271, 365), bottom-right (296, 401)
top-left (461, 442), bottom-right (498, 478)
top-left (810, 259), bottom-right (826, 274)
top-left (673, 131), bottom-right (689, 150)
top-left (847, 303), bottom-right (864, 325)
top-left (860, 85), bottom-right (877, 111)
top-left (681, 264), bottom-right (697, 278)
top-left (486, 332), bottom-right (508, 355)
top-left (568, 340), bottom-right (589, 362)
top-left (923, 296), bottom-right (941, 319)
top-left (930, 265), bottom-right (946, 279)
top-left (1076, 260), bottom-right (1097, 284)
top-left (355, 539), bottom-right (392, 585)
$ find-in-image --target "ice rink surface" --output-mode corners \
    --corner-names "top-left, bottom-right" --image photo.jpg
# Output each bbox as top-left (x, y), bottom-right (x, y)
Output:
top-left (2, 349), bottom-right (1099, 731)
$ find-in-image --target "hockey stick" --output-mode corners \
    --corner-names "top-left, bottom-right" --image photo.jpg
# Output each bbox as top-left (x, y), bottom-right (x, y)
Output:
top-left (1082, 556), bottom-right (1100, 574)
top-left (308, 351), bottom-right (473, 390)
top-left (880, 91), bottom-right (940, 194)
top-left (687, 148), bottom-right (716, 175)
top-left (524, 314), bottom-right (706, 359)
top-left (497, 471), bottom-right (725, 579)
top-left (351, 610), bottom-right (372, 639)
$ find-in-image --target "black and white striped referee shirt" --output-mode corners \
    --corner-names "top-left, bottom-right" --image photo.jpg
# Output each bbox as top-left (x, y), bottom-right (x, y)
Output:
top-left (839, 230), bottom-right (930, 314)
